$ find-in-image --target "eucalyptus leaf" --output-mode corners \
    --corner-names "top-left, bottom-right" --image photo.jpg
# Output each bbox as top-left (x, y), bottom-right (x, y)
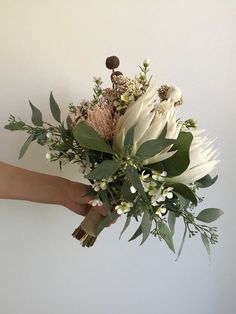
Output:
top-left (168, 211), bottom-right (176, 236)
top-left (119, 216), bottom-right (131, 239)
top-left (19, 134), bottom-right (34, 159)
top-left (98, 189), bottom-right (112, 220)
top-left (86, 159), bottom-right (120, 180)
top-left (175, 224), bottom-right (187, 261)
top-left (145, 162), bottom-right (164, 173)
top-left (50, 92), bottom-right (61, 123)
top-left (73, 121), bottom-right (115, 155)
top-left (158, 221), bottom-right (175, 253)
top-left (128, 224), bottom-right (142, 242)
top-left (66, 115), bottom-right (73, 130)
top-left (201, 234), bottom-right (211, 259)
top-left (172, 183), bottom-right (198, 206)
top-left (163, 132), bottom-right (193, 177)
top-left (196, 208), bottom-right (224, 223)
top-left (121, 180), bottom-right (134, 202)
top-left (126, 166), bottom-right (148, 201)
top-left (196, 174), bottom-right (218, 188)
top-left (140, 210), bottom-right (152, 245)
top-left (136, 138), bottom-right (175, 160)
top-left (29, 101), bottom-right (43, 126)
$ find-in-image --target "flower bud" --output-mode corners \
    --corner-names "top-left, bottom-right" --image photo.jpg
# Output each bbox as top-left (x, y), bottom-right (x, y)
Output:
top-left (143, 59), bottom-right (151, 67)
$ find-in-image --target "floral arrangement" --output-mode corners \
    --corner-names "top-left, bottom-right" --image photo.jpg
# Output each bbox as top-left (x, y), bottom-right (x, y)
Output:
top-left (5, 56), bottom-right (223, 257)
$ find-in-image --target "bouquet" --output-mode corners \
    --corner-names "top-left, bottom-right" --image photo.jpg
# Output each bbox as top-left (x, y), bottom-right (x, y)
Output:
top-left (5, 56), bottom-right (223, 257)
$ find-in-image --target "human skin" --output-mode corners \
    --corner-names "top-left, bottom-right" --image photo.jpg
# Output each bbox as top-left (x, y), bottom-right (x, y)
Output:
top-left (0, 161), bottom-right (106, 217)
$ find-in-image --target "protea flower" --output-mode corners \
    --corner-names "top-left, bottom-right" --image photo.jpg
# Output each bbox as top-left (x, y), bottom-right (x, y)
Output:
top-left (112, 84), bottom-right (182, 164)
top-left (167, 128), bottom-right (219, 185)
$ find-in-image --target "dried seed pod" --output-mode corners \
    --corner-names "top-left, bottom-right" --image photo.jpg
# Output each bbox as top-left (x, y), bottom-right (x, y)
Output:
top-left (106, 56), bottom-right (120, 70)
top-left (111, 71), bottom-right (123, 81)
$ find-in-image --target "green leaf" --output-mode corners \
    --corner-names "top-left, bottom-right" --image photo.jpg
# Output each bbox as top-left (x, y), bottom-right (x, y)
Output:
top-left (29, 101), bottom-right (43, 126)
top-left (19, 134), bottom-right (34, 159)
top-left (196, 208), bottom-right (224, 223)
top-left (140, 210), bottom-right (152, 245)
top-left (175, 224), bottom-right (187, 261)
top-left (136, 138), bottom-right (175, 160)
top-left (168, 211), bottom-right (176, 236)
top-left (124, 125), bottom-right (135, 147)
top-left (121, 180), bottom-right (134, 202)
top-left (86, 159), bottom-right (120, 180)
top-left (66, 115), bottom-right (73, 130)
top-left (196, 174), bottom-right (218, 188)
top-left (201, 234), bottom-right (211, 259)
top-left (98, 189), bottom-right (112, 220)
top-left (119, 216), bottom-right (131, 239)
top-left (163, 132), bottom-right (193, 177)
top-left (96, 211), bottom-right (120, 236)
top-left (145, 162), bottom-right (164, 173)
top-left (128, 224), bottom-right (142, 242)
top-left (56, 139), bottom-right (73, 151)
top-left (50, 92), bottom-right (61, 123)
top-left (158, 221), bottom-right (175, 253)
top-left (126, 166), bottom-right (148, 202)
top-left (73, 121), bottom-right (115, 155)
top-left (172, 183), bottom-right (198, 206)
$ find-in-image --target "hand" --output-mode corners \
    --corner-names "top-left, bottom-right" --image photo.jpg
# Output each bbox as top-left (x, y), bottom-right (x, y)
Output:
top-left (63, 181), bottom-right (107, 217)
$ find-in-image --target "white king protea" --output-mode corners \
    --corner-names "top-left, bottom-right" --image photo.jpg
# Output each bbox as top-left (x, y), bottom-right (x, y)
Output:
top-left (113, 84), bottom-right (182, 164)
top-left (167, 128), bottom-right (219, 185)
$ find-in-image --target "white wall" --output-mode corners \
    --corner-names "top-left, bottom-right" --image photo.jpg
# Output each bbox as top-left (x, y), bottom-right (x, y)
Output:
top-left (0, 1), bottom-right (235, 313)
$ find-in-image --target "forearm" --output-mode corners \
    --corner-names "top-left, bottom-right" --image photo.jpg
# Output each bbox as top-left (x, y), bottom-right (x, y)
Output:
top-left (0, 162), bottom-right (70, 206)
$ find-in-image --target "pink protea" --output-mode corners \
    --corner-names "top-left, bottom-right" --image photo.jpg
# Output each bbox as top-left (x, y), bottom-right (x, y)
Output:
top-left (86, 104), bottom-right (120, 141)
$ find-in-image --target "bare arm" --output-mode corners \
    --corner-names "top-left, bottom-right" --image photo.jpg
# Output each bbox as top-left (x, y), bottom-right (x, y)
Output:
top-left (0, 162), bottom-right (106, 216)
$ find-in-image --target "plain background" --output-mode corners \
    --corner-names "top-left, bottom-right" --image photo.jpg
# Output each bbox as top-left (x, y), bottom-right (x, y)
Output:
top-left (0, 1), bottom-right (235, 314)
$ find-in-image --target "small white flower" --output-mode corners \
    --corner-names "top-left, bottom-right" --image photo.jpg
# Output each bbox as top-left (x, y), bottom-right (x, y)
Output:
top-left (152, 170), bottom-right (167, 182)
top-left (46, 132), bottom-right (53, 139)
top-left (140, 171), bottom-right (150, 181)
top-left (130, 186), bottom-right (137, 194)
top-left (89, 199), bottom-right (103, 207)
top-left (157, 187), bottom-right (174, 202)
top-left (143, 59), bottom-right (151, 67)
top-left (115, 202), bottom-right (133, 215)
top-left (143, 181), bottom-right (157, 196)
top-left (121, 92), bottom-right (134, 103)
top-left (45, 152), bottom-right (51, 160)
top-left (155, 205), bottom-right (168, 218)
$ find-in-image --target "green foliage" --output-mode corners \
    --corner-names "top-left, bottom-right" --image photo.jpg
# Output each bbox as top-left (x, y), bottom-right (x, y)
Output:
top-left (29, 101), bottom-right (43, 126)
top-left (168, 211), bottom-right (176, 236)
top-left (4, 116), bottom-right (27, 131)
top-left (121, 180), bottom-right (134, 202)
top-left (172, 183), bottom-right (198, 206)
top-left (50, 92), bottom-right (61, 123)
top-left (163, 132), bottom-right (193, 177)
top-left (128, 224), bottom-right (142, 242)
top-left (145, 162), bottom-right (164, 173)
top-left (140, 209), bottom-right (152, 245)
top-left (126, 165), bottom-right (148, 201)
top-left (196, 208), bottom-right (224, 223)
top-left (86, 159), bottom-right (120, 180)
top-left (201, 234), bottom-right (211, 259)
top-left (19, 134), bottom-right (34, 159)
top-left (196, 174), bottom-right (218, 188)
top-left (176, 224), bottom-right (187, 260)
top-left (119, 216), bottom-right (131, 239)
top-left (73, 121), bottom-right (115, 155)
top-left (136, 138), bottom-right (175, 160)
top-left (158, 221), bottom-right (175, 253)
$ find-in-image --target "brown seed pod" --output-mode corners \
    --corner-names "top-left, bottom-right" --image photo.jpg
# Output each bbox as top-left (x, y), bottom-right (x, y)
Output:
top-left (111, 71), bottom-right (123, 81)
top-left (106, 56), bottom-right (120, 70)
